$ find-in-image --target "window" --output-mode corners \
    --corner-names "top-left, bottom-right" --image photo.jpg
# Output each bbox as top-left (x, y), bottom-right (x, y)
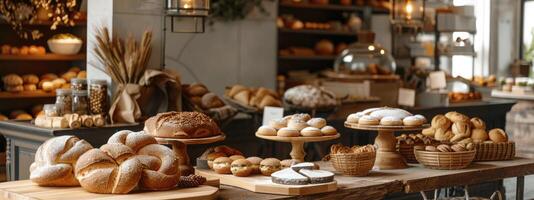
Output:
top-left (450, 0), bottom-right (491, 78)
top-left (522, 0), bottom-right (534, 62)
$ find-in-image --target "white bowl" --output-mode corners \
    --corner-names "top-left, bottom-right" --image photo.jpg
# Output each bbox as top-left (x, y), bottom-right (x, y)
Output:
top-left (47, 39), bottom-right (83, 55)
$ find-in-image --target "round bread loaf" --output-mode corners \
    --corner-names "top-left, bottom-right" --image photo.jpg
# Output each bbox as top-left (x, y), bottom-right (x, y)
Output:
top-left (256, 125), bottom-right (277, 136)
top-left (488, 128), bottom-right (508, 143)
top-left (320, 126), bottom-right (337, 135)
top-left (431, 115), bottom-right (451, 129)
top-left (144, 112), bottom-right (221, 139)
top-left (30, 136), bottom-right (93, 186)
top-left (307, 118), bottom-right (327, 128)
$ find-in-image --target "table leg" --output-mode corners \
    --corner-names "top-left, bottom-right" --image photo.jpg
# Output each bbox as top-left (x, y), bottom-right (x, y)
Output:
top-left (516, 176), bottom-right (524, 200)
top-left (169, 141), bottom-right (194, 176)
top-left (290, 141), bottom-right (306, 162)
top-left (374, 130), bottom-right (407, 169)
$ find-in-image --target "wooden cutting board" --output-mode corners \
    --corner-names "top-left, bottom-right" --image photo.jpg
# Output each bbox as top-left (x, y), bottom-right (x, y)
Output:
top-left (195, 168), bottom-right (337, 196)
top-left (0, 180), bottom-right (219, 200)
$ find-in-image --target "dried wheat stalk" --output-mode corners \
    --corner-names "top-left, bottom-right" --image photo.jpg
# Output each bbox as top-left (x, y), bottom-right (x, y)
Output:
top-left (93, 27), bottom-right (152, 84)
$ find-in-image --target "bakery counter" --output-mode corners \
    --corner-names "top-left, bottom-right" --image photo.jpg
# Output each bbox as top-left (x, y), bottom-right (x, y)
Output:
top-left (0, 120), bottom-right (142, 181)
top-left (216, 158), bottom-right (534, 200)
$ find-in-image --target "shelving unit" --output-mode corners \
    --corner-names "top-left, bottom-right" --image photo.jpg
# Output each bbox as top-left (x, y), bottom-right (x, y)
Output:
top-left (277, 2), bottom-right (388, 89)
top-left (0, 17), bottom-right (87, 115)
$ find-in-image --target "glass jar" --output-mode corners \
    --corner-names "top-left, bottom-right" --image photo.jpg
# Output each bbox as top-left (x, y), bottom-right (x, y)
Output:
top-left (55, 89), bottom-right (72, 115)
top-left (43, 104), bottom-right (58, 117)
top-left (72, 90), bottom-right (89, 115)
top-left (89, 79), bottom-right (108, 115)
top-left (71, 78), bottom-right (87, 91)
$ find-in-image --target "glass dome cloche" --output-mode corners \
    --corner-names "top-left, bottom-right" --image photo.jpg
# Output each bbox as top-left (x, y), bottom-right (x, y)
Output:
top-left (333, 42), bottom-right (396, 75)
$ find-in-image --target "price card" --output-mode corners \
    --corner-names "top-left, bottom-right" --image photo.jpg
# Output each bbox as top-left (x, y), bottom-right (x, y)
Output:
top-left (428, 71), bottom-right (447, 90)
top-left (262, 106), bottom-right (284, 125)
top-left (398, 88), bottom-right (416, 107)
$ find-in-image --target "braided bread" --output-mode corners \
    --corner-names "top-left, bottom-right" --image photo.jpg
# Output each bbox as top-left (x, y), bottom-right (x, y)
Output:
top-left (107, 130), bottom-right (181, 190)
top-left (30, 135), bottom-right (93, 186)
top-left (75, 144), bottom-right (143, 194)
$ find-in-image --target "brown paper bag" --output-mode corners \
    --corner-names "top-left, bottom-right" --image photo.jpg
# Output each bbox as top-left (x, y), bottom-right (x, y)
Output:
top-left (109, 83), bottom-right (143, 124)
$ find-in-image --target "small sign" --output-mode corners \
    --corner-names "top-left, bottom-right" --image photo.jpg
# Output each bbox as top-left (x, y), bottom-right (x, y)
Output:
top-left (428, 71), bottom-right (447, 90)
top-left (398, 88), bottom-right (416, 107)
top-left (262, 106), bottom-right (284, 125)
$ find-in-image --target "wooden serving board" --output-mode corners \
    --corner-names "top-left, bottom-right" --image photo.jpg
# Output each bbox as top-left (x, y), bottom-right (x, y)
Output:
top-left (0, 180), bottom-right (219, 200)
top-left (195, 168), bottom-right (337, 196)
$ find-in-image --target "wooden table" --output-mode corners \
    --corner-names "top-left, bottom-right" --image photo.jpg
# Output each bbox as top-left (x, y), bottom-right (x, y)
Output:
top-left (215, 158), bottom-right (534, 200)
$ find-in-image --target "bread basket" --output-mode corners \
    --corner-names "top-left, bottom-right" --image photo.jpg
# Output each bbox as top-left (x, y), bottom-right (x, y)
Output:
top-left (414, 150), bottom-right (476, 170)
top-left (398, 143), bottom-right (419, 163)
top-left (330, 151), bottom-right (375, 176)
top-left (473, 142), bottom-right (515, 161)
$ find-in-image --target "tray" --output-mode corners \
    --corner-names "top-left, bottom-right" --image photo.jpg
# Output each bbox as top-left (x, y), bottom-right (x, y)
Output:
top-left (195, 168), bottom-right (337, 196)
top-left (0, 180), bottom-right (219, 200)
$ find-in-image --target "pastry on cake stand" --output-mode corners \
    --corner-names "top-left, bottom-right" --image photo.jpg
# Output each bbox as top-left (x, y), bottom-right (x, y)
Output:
top-left (344, 122), bottom-right (428, 169)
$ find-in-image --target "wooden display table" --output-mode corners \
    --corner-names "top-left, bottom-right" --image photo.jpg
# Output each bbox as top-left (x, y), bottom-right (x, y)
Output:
top-left (215, 158), bottom-right (534, 200)
top-left (0, 120), bottom-right (143, 181)
top-left (0, 180), bottom-right (219, 200)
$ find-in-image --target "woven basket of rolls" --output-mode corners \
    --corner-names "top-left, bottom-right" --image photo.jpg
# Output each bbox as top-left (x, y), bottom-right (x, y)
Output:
top-left (474, 142), bottom-right (515, 161)
top-left (397, 133), bottom-right (435, 163)
top-left (329, 144), bottom-right (376, 176)
top-left (415, 144), bottom-right (476, 170)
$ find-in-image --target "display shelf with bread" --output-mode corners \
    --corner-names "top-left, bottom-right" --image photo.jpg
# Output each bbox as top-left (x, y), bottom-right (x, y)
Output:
top-left (0, 53), bottom-right (86, 61)
top-left (144, 111), bottom-right (226, 176)
top-left (344, 107), bottom-right (429, 169)
top-left (224, 85), bottom-right (282, 113)
top-left (256, 113), bottom-right (340, 162)
top-left (182, 83), bottom-right (238, 123)
top-left (279, 1), bottom-right (367, 12)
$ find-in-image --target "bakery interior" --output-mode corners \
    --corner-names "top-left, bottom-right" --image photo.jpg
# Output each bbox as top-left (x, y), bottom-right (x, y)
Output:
top-left (0, 0), bottom-right (533, 199)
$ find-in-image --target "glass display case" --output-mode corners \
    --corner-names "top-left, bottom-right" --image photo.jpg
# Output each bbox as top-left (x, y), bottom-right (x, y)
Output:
top-left (333, 43), bottom-right (397, 75)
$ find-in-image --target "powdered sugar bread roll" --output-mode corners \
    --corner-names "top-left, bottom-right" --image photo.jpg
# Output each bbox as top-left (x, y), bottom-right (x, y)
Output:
top-left (403, 116), bottom-right (424, 126)
top-left (256, 125), bottom-right (277, 136)
top-left (277, 128), bottom-right (300, 137)
top-left (287, 119), bottom-right (308, 131)
top-left (346, 113), bottom-right (360, 123)
top-left (300, 127), bottom-right (322, 137)
top-left (269, 119), bottom-right (287, 130)
top-left (358, 115), bottom-right (380, 125)
top-left (380, 116), bottom-right (403, 126)
top-left (320, 126), bottom-right (337, 135)
top-left (369, 108), bottom-right (412, 120)
top-left (307, 118), bottom-right (327, 129)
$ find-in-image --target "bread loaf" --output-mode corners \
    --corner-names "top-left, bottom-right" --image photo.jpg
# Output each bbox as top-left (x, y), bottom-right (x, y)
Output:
top-left (75, 144), bottom-right (143, 194)
top-left (106, 130), bottom-right (181, 190)
top-left (30, 136), bottom-right (93, 186)
top-left (143, 112), bottom-right (221, 139)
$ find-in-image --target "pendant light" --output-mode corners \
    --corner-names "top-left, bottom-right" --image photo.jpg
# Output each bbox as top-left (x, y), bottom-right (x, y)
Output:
top-left (165, 0), bottom-right (210, 33)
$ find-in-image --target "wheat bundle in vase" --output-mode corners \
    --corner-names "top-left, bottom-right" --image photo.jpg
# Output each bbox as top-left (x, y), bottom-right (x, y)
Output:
top-left (93, 27), bottom-right (153, 123)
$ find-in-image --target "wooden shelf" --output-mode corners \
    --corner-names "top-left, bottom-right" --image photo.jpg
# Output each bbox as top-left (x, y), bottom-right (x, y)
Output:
top-left (280, 2), bottom-right (366, 11)
top-left (278, 28), bottom-right (358, 36)
top-left (0, 19), bottom-right (86, 27)
top-left (0, 91), bottom-right (55, 99)
top-left (0, 53), bottom-right (86, 61)
top-left (279, 55), bottom-right (337, 61)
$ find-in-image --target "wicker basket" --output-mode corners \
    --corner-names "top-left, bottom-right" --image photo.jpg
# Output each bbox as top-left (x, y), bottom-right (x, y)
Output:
top-left (398, 143), bottom-right (419, 163)
top-left (330, 151), bottom-right (376, 176)
top-left (474, 142), bottom-right (515, 161)
top-left (414, 150), bottom-right (476, 170)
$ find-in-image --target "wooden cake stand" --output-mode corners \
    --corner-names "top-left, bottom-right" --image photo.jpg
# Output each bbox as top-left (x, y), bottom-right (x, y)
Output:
top-left (255, 133), bottom-right (340, 162)
top-left (156, 134), bottom-right (226, 175)
top-left (344, 122), bottom-right (429, 169)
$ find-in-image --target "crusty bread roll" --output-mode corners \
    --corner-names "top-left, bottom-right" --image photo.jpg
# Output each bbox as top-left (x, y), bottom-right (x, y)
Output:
top-left (22, 74), bottom-right (39, 84)
top-left (143, 112), bottom-right (221, 139)
top-left (186, 83), bottom-right (208, 96)
top-left (3, 74), bottom-right (23, 86)
top-left (75, 144), bottom-right (143, 194)
top-left (201, 92), bottom-right (225, 109)
top-left (30, 136), bottom-right (93, 186)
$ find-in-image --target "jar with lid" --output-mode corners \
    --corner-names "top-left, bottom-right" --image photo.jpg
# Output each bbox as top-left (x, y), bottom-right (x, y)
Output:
top-left (71, 78), bottom-right (87, 91)
top-left (43, 104), bottom-right (58, 117)
top-left (55, 89), bottom-right (72, 115)
top-left (72, 90), bottom-right (89, 115)
top-left (89, 79), bottom-right (108, 115)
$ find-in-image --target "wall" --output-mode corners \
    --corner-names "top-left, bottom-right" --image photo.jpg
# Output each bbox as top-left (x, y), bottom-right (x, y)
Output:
top-left (86, 0), bottom-right (277, 96)
top-left (492, 0), bottom-right (521, 76)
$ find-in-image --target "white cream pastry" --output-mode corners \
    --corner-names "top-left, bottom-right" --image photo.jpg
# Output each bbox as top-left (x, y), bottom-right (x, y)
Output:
top-left (380, 116), bottom-right (403, 126)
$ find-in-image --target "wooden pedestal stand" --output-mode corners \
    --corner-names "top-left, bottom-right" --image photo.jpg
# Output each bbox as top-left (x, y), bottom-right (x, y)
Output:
top-left (344, 122), bottom-right (428, 169)
top-left (156, 134), bottom-right (226, 175)
top-left (255, 133), bottom-right (340, 162)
